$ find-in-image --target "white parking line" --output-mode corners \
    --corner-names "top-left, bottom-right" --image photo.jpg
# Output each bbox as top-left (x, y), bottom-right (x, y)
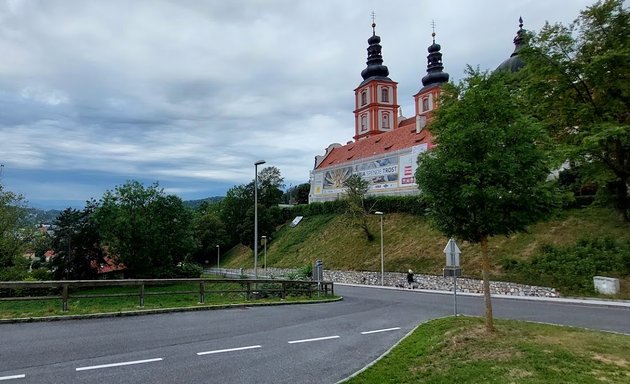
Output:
top-left (361, 327), bottom-right (401, 335)
top-left (0, 374), bottom-right (25, 381)
top-left (76, 358), bottom-right (163, 371)
top-left (197, 345), bottom-right (262, 356)
top-left (288, 335), bottom-right (340, 344)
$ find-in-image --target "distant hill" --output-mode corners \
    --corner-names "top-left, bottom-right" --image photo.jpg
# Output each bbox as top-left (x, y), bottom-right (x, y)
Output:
top-left (24, 207), bottom-right (62, 225)
top-left (183, 196), bottom-right (224, 209)
top-left (22, 196), bottom-right (224, 225)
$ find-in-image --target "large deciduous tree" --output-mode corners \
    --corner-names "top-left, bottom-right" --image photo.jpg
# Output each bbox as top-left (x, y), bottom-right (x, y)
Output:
top-left (95, 181), bottom-right (194, 278)
top-left (220, 166), bottom-right (285, 248)
top-left (257, 166), bottom-right (285, 208)
top-left (192, 202), bottom-right (228, 265)
top-left (416, 68), bottom-right (559, 332)
top-left (520, 0), bottom-right (629, 221)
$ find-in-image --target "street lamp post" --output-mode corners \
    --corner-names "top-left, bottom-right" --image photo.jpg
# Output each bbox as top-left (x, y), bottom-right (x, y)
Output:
top-left (216, 244), bottom-right (220, 271)
top-left (375, 211), bottom-right (384, 286)
top-left (262, 235), bottom-right (267, 273)
top-left (254, 159), bottom-right (266, 279)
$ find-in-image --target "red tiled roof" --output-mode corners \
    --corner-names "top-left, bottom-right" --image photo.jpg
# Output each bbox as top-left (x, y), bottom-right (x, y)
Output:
top-left (91, 255), bottom-right (126, 274)
top-left (315, 120), bottom-right (434, 169)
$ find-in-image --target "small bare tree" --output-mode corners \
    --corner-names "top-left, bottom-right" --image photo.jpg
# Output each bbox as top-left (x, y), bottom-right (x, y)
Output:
top-left (343, 174), bottom-right (375, 241)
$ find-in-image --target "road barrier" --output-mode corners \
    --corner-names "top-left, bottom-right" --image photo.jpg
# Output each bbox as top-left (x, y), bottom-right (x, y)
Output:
top-left (0, 278), bottom-right (334, 312)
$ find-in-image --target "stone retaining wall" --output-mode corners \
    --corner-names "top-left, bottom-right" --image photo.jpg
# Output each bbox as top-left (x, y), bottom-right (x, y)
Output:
top-left (205, 267), bottom-right (559, 297)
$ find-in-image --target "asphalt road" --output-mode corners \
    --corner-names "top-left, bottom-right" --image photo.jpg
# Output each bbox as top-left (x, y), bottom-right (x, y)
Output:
top-left (1, 285), bottom-right (628, 383)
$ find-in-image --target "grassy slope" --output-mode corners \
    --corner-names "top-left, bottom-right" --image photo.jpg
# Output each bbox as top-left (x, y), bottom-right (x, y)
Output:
top-left (222, 207), bottom-right (629, 293)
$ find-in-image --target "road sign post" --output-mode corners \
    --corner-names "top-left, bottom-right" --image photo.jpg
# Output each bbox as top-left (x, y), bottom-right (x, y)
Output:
top-left (313, 260), bottom-right (323, 296)
top-left (443, 238), bottom-right (461, 317)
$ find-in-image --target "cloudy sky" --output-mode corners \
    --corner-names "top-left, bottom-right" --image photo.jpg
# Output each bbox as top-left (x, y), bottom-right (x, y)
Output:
top-left (1, 0), bottom-right (595, 209)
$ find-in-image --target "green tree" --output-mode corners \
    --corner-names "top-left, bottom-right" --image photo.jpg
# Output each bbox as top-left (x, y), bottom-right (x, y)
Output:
top-left (295, 183), bottom-right (311, 205)
top-left (191, 203), bottom-right (228, 265)
top-left (283, 183), bottom-right (311, 205)
top-left (416, 69), bottom-right (559, 332)
top-left (258, 166), bottom-right (285, 207)
top-left (220, 184), bottom-right (253, 247)
top-left (344, 174), bottom-right (374, 241)
top-left (95, 181), bottom-right (195, 278)
top-left (50, 200), bottom-right (105, 280)
top-left (220, 166), bottom-right (286, 248)
top-left (520, 0), bottom-right (630, 221)
top-left (0, 183), bottom-right (29, 280)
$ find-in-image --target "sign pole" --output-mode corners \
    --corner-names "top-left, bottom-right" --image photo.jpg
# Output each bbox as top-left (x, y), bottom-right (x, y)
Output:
top-left (453, 269), bottom-right (458, 317)
top-left (443, 238), bottom-right (461, 319)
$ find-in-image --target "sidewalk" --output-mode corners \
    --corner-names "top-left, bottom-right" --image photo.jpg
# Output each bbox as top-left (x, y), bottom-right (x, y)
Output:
top-left (205, 268), bottom-right (630, 309)
top-left (336, 282), bottom-right (630, 308)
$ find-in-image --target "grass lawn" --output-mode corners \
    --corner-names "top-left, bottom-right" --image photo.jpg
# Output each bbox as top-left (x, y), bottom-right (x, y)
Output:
top-left (345, 316), bottom-right (630, 384)
top-left (0, 282), bottom-right (337, 319)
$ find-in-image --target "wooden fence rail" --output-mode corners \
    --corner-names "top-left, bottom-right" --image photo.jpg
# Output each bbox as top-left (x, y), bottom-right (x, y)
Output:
top-left (0, 278), bottom-right (334, 312)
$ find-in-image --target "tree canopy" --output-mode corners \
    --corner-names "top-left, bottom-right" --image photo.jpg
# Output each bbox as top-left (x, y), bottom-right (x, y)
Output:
top-left (220, 166), bottom-right (285, 247)
top-left (50, 200), bottom-right (105, 280)
top-left (0, 183), bottom-right (29, 280)
top-left (343, 174), bottom-right (374, 241)
top-left (416, 68), bottom-right (559, 331)
top-left (95, 181), bottom-right (195, 278)
top-left (520, 0), bottom-right (630, 221)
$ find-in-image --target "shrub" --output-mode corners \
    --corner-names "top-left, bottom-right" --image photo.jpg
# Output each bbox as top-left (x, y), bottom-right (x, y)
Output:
top-left (174, 263), bottom-right (204, 278)
top-left (282, 195), bottom-right (427, 218)
top-left (503, 237), bottom-right (630, 295)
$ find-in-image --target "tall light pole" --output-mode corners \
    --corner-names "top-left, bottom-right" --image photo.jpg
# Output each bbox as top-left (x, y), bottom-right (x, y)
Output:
top-left (375, 211), bottom-right (384, 286)
top-left (262, 235), bottom-right (267, 273)
top-left (254, 159), bottom-right (266, 279)
top-left (216, 244), bottom-right (220, 271)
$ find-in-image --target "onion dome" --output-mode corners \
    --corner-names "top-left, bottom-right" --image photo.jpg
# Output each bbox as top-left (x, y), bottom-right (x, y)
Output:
top-left (496, 17), bottom-right (526, 72)
top-left (360, 22), bottom-right (391, 82)
top-left (421, 31), bottom-right (449, 87)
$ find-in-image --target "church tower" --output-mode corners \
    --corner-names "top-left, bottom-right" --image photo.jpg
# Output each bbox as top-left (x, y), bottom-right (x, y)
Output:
top-left (353, 20), bottom-right (399, 141)
top-left (414, 30), bottom-right (449, 133)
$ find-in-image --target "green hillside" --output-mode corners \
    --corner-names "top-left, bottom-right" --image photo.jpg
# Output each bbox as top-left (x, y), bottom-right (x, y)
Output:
top-left (221, 207), bottom-right (630, 298)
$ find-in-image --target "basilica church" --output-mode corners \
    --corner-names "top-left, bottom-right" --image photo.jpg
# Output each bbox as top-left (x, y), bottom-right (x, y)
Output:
top-left (308, 19), bottom-right (525, 203)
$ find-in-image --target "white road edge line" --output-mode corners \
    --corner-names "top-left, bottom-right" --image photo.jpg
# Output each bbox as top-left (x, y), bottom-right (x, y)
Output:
top-left (76, 358), bottom-right (163, 371)
top-left (197, 345), bottom-right (262, 356)
top-left (0, 374), bottom-right (25, 381)
top-left (288, 335), bottom-right (340, 344)
top-left (361, 327), bottom-right (401, 335)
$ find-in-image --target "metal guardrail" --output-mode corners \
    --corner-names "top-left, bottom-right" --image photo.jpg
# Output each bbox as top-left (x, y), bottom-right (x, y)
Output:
top-left (0, 278), bottom-right (334, 312)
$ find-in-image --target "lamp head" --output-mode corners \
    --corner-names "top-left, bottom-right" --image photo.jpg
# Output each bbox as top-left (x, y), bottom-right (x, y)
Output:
top-left (254, 160), bottom-right (266, 166)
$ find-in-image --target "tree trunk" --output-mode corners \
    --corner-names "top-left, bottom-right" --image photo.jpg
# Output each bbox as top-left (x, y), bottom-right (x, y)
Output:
top-left (481, 235), bottom-right (495, 332)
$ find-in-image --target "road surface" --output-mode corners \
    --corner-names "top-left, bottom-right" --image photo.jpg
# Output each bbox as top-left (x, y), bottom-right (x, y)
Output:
top-left (1, 285), bottom-right (628, 383)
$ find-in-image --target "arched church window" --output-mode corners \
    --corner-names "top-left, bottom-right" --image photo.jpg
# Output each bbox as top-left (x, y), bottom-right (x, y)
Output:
top-left (360, 114), bottom-right (367, 132)
top-left (381, 88), bottom-right (389, 103)
top-left (361, 91), bottom-right (367, 106)
top-left (422, 97), bottom-right (430, 112)
top-left (382, 112), bottom-right (390, 130)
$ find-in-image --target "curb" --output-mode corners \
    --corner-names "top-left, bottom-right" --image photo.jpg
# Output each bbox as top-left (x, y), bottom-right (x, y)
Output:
top-left (0, 296), bottom-right (343, 324)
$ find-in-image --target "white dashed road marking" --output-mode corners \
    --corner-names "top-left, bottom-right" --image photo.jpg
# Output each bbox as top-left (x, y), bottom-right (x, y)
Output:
top-left (360, 327), bottom-right (401, 335)
top-left (75, 358), bottom-right (163, 371)
top-left (0, 374), bottom-right (25, 381)
top-left (288, 335), bottom-right (340, 344)
top-left (197, 345), bottom-right (262, 356)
